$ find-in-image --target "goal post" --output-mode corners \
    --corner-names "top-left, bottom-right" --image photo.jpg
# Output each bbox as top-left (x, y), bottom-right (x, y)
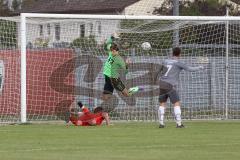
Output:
top-left (20, 14), bottom-right (27, 123)
top-left (1, 13), bottom-right (240, 123)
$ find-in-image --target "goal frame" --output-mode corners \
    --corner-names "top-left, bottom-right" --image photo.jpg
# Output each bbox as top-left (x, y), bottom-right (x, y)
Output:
top-left (20, 13), bottom-right (240, 123)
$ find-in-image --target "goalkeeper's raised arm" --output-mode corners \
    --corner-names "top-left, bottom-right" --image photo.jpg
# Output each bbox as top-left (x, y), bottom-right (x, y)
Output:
top-left (104, 32), bottom-right (120, 52)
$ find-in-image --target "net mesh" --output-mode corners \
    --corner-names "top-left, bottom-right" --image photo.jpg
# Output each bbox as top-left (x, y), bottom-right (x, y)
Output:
top-left (0, 15), bottom-right (240, 123)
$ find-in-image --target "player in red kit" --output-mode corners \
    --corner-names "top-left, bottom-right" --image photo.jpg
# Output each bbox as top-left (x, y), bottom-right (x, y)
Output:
top-left (67, 101), bottom-right (111, 126)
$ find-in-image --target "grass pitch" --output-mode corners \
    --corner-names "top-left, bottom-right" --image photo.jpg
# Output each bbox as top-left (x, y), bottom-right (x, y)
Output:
top-left (0, 121), bottom-right (240, 160)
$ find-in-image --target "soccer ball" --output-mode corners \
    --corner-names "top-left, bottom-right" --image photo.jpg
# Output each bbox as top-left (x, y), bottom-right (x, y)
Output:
top-left (141, 42), bottom-right (151, 50)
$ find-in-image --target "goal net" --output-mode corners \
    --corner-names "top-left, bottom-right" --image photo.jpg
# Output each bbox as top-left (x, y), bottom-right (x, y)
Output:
top-left (0, 14), bottom-right (240, 123)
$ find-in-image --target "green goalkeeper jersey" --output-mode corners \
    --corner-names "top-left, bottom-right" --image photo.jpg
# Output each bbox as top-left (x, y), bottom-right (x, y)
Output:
top-left (103, 37), bottom-right (127, 78)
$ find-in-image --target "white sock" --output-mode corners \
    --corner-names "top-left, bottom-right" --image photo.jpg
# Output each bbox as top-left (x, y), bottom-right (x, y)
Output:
top-left (158, 106), bottom-right (165, 125)
top-left (174, 106), bottom-right (182, 126)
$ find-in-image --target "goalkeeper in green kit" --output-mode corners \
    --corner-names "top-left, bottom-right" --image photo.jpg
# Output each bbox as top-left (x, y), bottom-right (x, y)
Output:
top-left (102, 33), bottom-right (141, 101)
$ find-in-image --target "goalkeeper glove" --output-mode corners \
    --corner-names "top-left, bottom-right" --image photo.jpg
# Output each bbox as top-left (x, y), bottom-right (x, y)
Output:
top-left (111, 32), bottom-right (120, 40)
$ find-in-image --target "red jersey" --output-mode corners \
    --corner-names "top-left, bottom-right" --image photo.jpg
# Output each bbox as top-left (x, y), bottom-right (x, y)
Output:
top-left (70, 107), bottom-right (104, 126)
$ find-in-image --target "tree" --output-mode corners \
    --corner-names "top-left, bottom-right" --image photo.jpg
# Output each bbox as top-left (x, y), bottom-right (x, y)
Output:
top-left (12, 0), bottom-right (21, 11)
top-left (0, 20), bottom-right (17, 49)
top-left (120, 20), bottom-right (173, 51)
top-left (70, 35), bottom-right (97, 49)
top-left (21, 0), bottom-right (36, 9)
top-left (153, 0), bottom-right (240, 16)
top-left (0, 0), bottom-right (11, 16)
top-left (0, 1), bottom-right (16, 48)
top-left (230, 0), bottom-right (240, 5)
